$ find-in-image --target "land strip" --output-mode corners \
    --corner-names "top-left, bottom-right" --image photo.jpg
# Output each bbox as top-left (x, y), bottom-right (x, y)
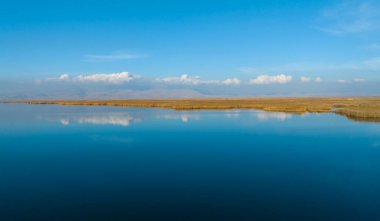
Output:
top-left (2, 97), bottom-right (380, 122)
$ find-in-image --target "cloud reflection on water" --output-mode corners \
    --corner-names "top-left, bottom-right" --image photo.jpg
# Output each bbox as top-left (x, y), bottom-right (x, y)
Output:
top-left (47, 109), bottom-right (297, 127)
top-left (76, 115), bottom-right (135, 126)
top-left (56, 111), bottom-right (201, 126)
top-left (60, 118), bottom-right (70, 125)
top-left (255, 111), bottom-right (293, 121)
top-left (57, 113), bottom-right (138, 127)
top-left (224, 110), bottom-right (241, 119)
top-left (158, 113), bottom-right (200, 123)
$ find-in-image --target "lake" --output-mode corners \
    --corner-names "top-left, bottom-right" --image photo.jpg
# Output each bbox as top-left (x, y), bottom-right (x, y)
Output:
top-left (1, 104), bottom-right (380, 221)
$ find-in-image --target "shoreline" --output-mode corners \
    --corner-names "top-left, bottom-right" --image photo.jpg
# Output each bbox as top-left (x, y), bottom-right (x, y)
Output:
top-left (1, 97), bottom-right (380, 122)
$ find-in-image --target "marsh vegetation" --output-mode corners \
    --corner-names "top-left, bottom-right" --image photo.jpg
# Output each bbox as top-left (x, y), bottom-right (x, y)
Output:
top-left (3, 97), bottom-right (380, 122)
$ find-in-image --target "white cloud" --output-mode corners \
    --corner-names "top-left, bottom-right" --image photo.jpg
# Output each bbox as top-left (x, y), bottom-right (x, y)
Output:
top-left (156, 75), bottom-right (242, 86)
top-left (222, 78), bottom-right (241, 85)
top-left (337, 78), bottom-right (366, 84)
top-left (59, 74), bottom-right (70, 81)
top-left (74, 72), bottom-right (137, 84)
top-left (301, 76), bottom-right (322, 83)
top-left (156, 74), bottom-right (201, 85)
top-left (353, 78), bottom-right (366, 83)
top-left (337, 79), bottom-right (349, 83)
top-left (48, 72), bottom-right (139, 84)
top-left (156, 74), bottom-right (219, 85)
top-left (300, 76), bottom-right (311, 82)
top-left (249, 74), bottom-right (292, 85)
top-left (49, 73), bottom-right (239, 86)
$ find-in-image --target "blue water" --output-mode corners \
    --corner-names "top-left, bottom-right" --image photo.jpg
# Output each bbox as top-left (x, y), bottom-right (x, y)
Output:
top-left (1, 104), bottom-right (380, 221)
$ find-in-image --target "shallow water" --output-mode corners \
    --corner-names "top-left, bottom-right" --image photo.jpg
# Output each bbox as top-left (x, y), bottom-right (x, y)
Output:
top-left (1, 104), bottom-right (380, 221)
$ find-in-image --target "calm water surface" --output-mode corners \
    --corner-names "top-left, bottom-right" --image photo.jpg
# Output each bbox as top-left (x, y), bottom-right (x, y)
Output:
top-left (1, 104), bottom-right (380, 221)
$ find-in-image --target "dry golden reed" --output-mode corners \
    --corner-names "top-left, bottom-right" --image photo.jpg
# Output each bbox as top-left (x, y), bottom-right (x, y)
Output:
top-left (2, 97), bottom-right (380, 122)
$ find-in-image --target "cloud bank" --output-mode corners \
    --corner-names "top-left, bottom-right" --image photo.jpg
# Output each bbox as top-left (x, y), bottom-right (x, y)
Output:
top-left (156, 74), bottom-right (208, 85)
top-left (155, 74), bottom-right (240, 86)
top-left (249, 74), bottom-right (293, 85)
top-left (223, 78), bottom-right (241, 85)
top-left (52, 72), bottom-right (139, 84)
top-left (46, 72), bottom-right (367, 88)
top-left (300, 76), bottom-right (311, 82)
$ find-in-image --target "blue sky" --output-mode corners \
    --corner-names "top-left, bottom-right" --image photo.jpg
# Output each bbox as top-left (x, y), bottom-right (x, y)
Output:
top-left (1, 0), bottom-right (380, 98)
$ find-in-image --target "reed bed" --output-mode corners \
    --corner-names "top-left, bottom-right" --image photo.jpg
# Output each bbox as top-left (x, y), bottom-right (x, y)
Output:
top-left (2, 97), bottom-right (380, 122)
